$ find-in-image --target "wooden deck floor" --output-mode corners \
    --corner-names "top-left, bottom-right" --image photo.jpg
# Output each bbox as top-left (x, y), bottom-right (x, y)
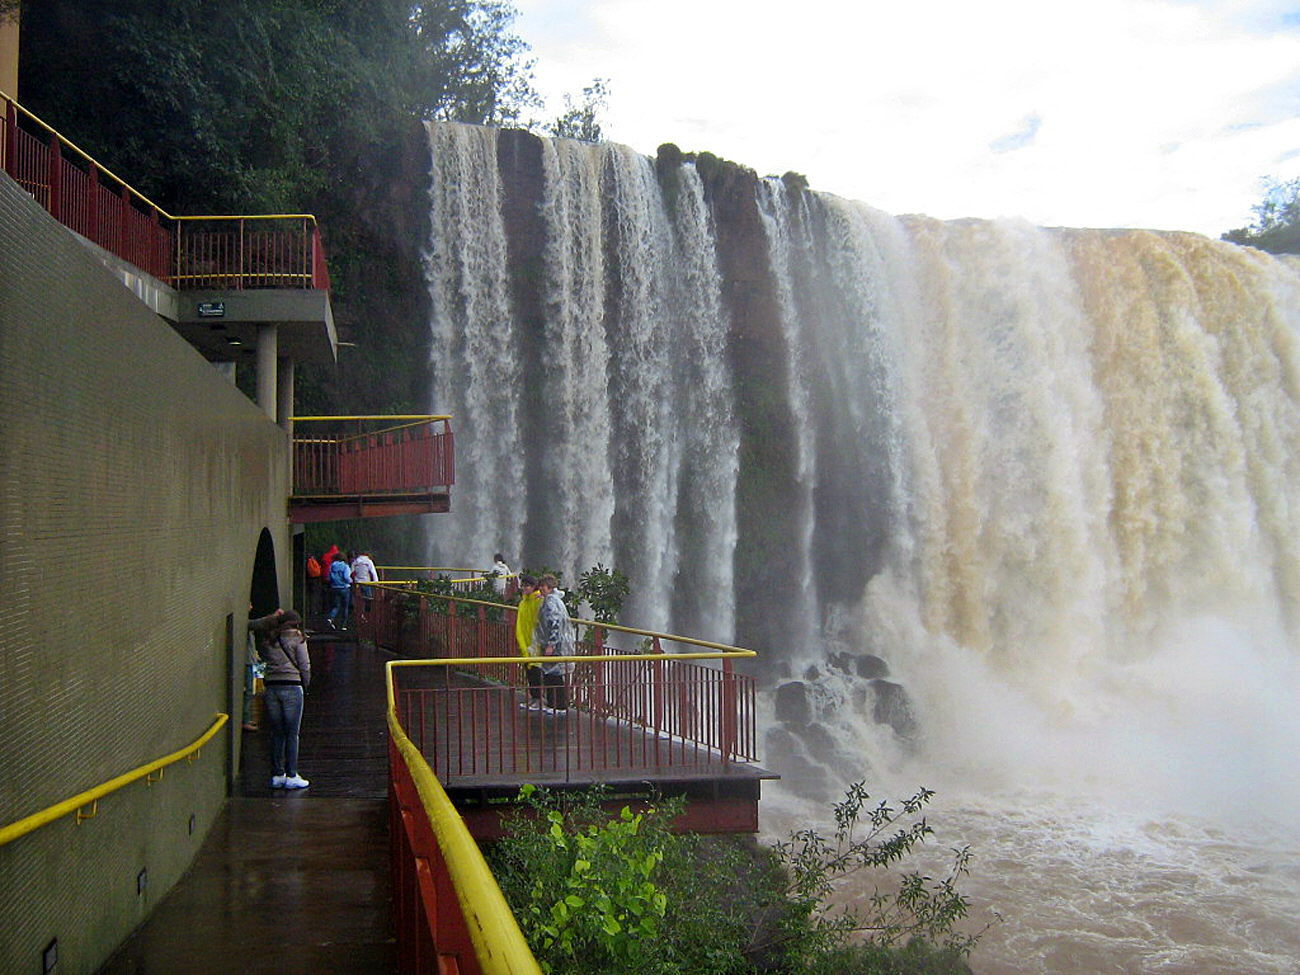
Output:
top-left (97, 637), bottom-right (395, 974)
top-left (96, 633), bottom-right (774, 971)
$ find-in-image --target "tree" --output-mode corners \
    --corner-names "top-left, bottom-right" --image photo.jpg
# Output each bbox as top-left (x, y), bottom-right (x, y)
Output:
top-left (1222, 177), bottom-right (1300, 255)
top-left (409, 0), bottom-right (541, 125)
top-left (550, 77), bottom-right (610, 142)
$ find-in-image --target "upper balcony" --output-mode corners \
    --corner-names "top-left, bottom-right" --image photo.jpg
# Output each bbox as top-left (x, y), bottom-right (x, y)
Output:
top-left (2, 90), bottom-right (335, 370)
top-left (290, 416), bottom-right (455, 523)
top-left (3, 91), bottom-right (455, 520)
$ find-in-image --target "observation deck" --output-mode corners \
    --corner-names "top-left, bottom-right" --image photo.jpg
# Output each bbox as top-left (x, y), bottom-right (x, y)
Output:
top-left (4, 90), bottom-right (455, 521)
top-left (76, 588), bottom-right (773, 974)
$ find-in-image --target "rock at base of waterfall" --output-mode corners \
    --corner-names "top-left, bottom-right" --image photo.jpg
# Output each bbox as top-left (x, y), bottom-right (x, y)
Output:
top-left (773, 680), bottom-right (812, 727)
top-left (869, 678), bottom-right (918, 739)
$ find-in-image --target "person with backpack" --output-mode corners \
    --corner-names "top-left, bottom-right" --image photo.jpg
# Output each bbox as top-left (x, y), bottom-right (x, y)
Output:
top-left (248, 609), bottom-right (311, 790)
top-left (327, 553), bottom-right (353, 630)
top-left (305, 552), bottom-right (325, 616)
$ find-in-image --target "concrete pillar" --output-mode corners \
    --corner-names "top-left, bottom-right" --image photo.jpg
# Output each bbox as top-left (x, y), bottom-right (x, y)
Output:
top-left (213, 361), bottom-right (237, 384)
top-left (256, 324), bottom-right (278, 420)
top-left (277, 356), bottom-right (295, 433)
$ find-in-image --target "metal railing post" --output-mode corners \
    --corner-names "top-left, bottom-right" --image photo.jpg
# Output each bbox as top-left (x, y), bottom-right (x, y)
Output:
top-left (3, 99), bottom-right (15, 178)
top-left (47, 134), bottom-right (62, 222)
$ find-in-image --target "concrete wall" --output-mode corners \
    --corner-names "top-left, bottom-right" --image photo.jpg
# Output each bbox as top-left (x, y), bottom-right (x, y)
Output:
top-left (0, 9), bottom-right (16, 100)
top-left (0, 174), bottom-right (293, 973)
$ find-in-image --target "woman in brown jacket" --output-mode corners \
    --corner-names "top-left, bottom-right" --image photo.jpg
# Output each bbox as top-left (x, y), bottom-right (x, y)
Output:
top-left (248, 609), bottom-right (312, 789)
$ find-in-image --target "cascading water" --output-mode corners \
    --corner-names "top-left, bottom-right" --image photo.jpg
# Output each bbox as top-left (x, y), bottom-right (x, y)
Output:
top-left (424, 120), bottom-right (1300, 973)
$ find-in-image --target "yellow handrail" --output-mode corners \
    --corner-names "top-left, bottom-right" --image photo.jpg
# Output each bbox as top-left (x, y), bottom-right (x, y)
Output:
top-left (386, 664), bottom-right (542, 975)
top-left (1, 90), bottom-right (322, 232)
top-left (290, 415), bottom-right (451, 422)
top-left (172, 213), bottom-right (320, 223)
top-left (378, 582), bottom-right (756, 655)
top-left (0, 713), bottom-right (229, 848)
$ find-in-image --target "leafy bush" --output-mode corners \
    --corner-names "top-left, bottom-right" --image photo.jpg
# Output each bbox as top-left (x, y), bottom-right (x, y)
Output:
top-left (487, 783), bottom-right (985, 975)
top-left (575, 563), bottom-right (630, 624)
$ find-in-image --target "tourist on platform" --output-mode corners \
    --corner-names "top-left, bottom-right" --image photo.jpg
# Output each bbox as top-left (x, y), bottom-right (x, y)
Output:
top-left (248, 609), bottom-right (311, 790)
top-left (515, 574), bottom-right (544, 710)
top-left (327, 553), bottom-right (353, 630)
top-left (242, 605), bottom-right (265, 732)
top-left (534, 574), bottom-right (575, 712)
top-left (490, 552), bottom-right (511, 595)
top-left (305, 552), bottom-right (326, 616)
top-left (350, 550), bottom-right (378, 621)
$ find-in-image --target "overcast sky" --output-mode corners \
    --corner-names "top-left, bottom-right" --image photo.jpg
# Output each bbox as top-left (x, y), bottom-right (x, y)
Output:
top-left (514, 0), bottom-right (1300, 237)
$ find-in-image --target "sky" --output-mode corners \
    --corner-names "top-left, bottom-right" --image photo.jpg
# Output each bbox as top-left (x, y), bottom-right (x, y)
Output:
top-left (513, 0), bottom-right (1300, 237)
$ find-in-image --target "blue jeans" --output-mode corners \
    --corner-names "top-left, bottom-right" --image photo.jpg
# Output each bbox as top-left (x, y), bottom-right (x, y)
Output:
top-left (328, 586), bottom-right (352, 626)
top-left (264, 684), bottom-right (305, 776)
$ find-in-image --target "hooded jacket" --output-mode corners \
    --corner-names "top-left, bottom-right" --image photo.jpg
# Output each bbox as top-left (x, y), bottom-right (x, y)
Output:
top-left (515, 589), bottom-right (542, 657)
top-left (248, 612), bottom-right (311, 688)
top-left (534, 589), bottom-right (575, 675)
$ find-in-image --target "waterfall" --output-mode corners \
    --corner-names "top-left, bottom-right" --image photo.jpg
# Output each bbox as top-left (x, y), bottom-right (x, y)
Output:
top-left (424, 121), bottom-right (1300, 974)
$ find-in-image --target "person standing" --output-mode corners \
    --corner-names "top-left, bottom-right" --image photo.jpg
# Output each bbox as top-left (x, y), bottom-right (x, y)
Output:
top-left (490, 553), bottom-right (511, 595)
top-left (327, 553), bottom-right (353, 630)
top-left (534, 574), bottom-right (575, 712)
top-left (350, 550), bottom-right (378, 621)
top-left (514, 574), bottom-right (544, 709)
top-left (248, 609), bottom-right (311, 790)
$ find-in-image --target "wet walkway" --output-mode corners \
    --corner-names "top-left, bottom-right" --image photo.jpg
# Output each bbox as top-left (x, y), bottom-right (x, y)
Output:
top-left (98, 635), bottom-right (397, 975)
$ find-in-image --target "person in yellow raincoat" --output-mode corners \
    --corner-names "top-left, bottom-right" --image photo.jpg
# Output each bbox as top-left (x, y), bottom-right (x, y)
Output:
top-left (514, 574), bottom-right (544, 709)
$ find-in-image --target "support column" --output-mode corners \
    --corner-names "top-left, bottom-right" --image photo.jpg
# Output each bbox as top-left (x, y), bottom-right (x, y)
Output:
top-left (256, 324), bottom-right (278, 420)
top-left (277, 356), bottom-right (295, 433)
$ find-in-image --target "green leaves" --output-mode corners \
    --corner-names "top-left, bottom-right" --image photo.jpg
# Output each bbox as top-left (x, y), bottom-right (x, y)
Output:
top-left (487, 783), bottom-right (984, 974)
top-left (575, 562), bottom-right (631, 624)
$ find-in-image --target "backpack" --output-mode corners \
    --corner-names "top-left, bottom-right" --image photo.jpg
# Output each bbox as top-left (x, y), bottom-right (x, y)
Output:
top-left (306, 555), bottom-right (322, 578)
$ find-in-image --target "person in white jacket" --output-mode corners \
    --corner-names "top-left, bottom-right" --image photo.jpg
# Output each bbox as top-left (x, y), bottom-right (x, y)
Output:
top-left (533, 575), bottom-right (575, 711)
top-left (350, 551), bottom-right (378, 620)
top-left (490, 553), bottom-right (511, 595)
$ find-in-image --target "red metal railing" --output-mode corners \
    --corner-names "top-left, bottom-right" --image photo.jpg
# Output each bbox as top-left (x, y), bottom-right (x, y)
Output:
top-left (365, 586), bottom-right (758, 781)
top-left (292, 416), bottom-right (455, 497)
top-left (389, 739), bottom-right (481, 975)
top-left (173, 215), bottom-right (331, 290)
top-left (387, 666), bottom-right (542, 975)
top-left (2, 91), bottom-right (329, 291)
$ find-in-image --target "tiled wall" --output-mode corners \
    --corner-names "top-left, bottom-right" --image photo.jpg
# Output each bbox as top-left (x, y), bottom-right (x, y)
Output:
top-left (0, 175), bottom-right (292, 974)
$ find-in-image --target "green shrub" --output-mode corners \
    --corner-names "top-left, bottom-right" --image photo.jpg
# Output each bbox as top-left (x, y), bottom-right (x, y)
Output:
top-left (487, 783), bottom-right (986, 975)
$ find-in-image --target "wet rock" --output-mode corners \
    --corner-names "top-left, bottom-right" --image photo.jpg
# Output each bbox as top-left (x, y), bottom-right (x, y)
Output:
top-left (803, 721), bottom-right (838, 757)
top-left (857, 654), bottom-right (889, 679)
top-left (763, 728), bottom-right (832, 803)
top-left (869, 679), bottom-right (918, 739)
top-left (774, 680), bottom-right (812, 727)
top-left (830, 651), bottom-right (890, 680)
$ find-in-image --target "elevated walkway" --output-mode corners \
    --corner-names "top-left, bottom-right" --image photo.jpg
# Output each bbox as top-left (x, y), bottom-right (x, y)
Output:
top-left (97, 637), bottom-right (396, 974)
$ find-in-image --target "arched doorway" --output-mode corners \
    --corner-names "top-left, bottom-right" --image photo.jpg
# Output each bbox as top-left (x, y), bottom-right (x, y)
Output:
top-left (249, 527), bottom-right (279, 614)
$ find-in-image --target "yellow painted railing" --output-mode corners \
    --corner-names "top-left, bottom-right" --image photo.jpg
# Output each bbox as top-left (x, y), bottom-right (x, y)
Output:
top-left (3, 89), bottom-right (329, 289)
top-left (386, 663), bottom-right (542, 975)
top-left (0, 713), bottom-right (229, 848)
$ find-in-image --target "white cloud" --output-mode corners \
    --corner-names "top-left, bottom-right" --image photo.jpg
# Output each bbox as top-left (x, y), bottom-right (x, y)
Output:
top-left (514, 0), bottom-right (1300, 235)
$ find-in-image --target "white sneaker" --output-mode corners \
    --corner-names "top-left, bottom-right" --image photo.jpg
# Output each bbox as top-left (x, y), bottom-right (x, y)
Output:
top-left (519, 699), bottom-right (543, 710)
top-left (282, 774), bottom-right (310, 789)
top-left (270, 775), bottom-right (287, 789)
